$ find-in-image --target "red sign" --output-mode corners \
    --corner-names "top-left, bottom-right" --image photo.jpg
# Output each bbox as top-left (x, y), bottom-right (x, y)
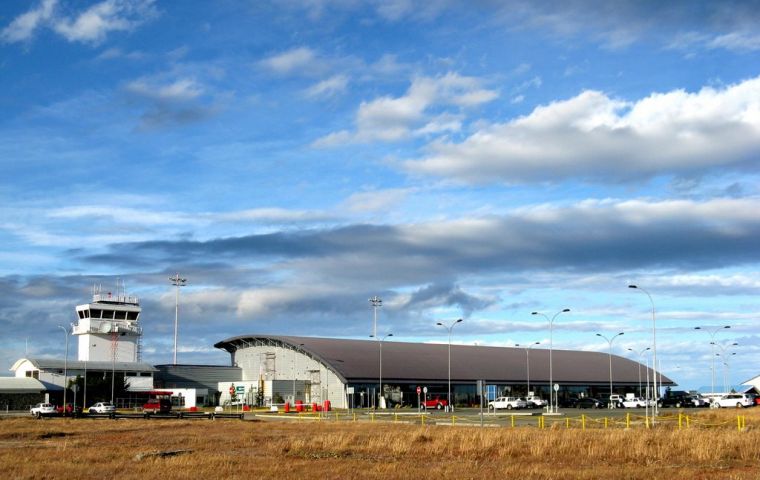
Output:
top-left (416, 386), bottom-right (421, 394)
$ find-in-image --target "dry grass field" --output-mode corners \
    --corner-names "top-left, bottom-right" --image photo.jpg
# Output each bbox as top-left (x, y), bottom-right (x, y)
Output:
top-left (1, 409), bottom-right (759, 479)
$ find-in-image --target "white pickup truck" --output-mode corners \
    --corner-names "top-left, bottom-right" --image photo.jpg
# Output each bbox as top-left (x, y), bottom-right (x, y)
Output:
top-left (488, 396), bottom-right (528, 410)
top-left (611, 394), bottom-right (650, 408)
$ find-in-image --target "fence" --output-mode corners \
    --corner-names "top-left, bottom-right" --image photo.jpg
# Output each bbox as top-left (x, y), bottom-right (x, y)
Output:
top-left (259, 409), bottom-right (750, 431)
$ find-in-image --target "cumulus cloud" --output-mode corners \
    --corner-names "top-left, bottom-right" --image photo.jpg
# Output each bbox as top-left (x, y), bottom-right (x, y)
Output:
top-left (405, 76), bottom-right (760, 184)
top-left (314, 72), bottom-right (497, 146)
top-left (1, 0), bottom-right (156, 45)
top-left (123, 76), bottom-right (218, 130)
top-left (304, 74), bottom-right (349, 98)
top-left (259, 47), bottom-right (321, 75)
top-left (0, 0), bottom-right (56, 43)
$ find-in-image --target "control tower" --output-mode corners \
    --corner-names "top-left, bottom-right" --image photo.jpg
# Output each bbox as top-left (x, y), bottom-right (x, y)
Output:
top-left (72, 283), bottom-right (142, 362)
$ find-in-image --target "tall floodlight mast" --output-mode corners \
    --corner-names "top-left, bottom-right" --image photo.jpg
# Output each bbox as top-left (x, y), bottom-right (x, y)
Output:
top-left (369, 296), bottom-right (382, 339)
top-left (170, 273), bottom-right (187, 365)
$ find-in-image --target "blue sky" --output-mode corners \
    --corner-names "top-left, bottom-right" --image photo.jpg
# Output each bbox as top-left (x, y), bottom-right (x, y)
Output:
top-left (1, 0), bottom-right (759, 390)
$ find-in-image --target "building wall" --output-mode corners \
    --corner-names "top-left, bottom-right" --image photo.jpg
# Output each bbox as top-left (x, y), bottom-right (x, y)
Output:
top-left (77, 332), bottom-right (137, 363)
top-left (233, 344), bottom-right (347, 408)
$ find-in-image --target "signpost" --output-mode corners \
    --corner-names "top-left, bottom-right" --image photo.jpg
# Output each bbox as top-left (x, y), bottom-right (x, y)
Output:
top-left (416, 386), bottom-right (421, 411)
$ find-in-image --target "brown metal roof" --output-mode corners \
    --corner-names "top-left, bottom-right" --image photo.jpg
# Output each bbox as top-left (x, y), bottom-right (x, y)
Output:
top-left (214, 335), bottom-right (673, 386)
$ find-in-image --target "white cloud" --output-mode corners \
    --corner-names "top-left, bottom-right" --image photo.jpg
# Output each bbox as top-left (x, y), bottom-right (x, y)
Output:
top-left (0, 0), bottom-right (57, 43)
top-left (53, 0), bottom-right (156, 43)
top-left (1, 0), bottom-right (156, 45)
top-left (304, 74), bottom-right (349, 98)
top-left (342, 188), bottom-right (413, 213)
top-left (314, 72), bottom-right (497, 145)
top-left (405, 76), bottom-right (760, 183)
top-left (126, 77), bottom-right (204, 102)
top-left (259, 47), bottom-right (319, 74)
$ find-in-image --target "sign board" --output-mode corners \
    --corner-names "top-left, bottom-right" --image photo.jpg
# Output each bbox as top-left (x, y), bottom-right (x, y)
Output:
top-left (476, 380), bottom-right (484, 393)
top-left (236, 385), bottom-right (245, 394)
top-left (423, 387), bottom-right (428, 394)
top-left (347, 387), bottom-right (355, 394)
top-left (553, 383), bottom-right (560, 392)
top-left (416, 386), bottom-right (421, 394)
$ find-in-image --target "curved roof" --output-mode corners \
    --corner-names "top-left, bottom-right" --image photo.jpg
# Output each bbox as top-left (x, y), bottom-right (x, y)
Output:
top-left (215, 335), bottom-right (673, 386)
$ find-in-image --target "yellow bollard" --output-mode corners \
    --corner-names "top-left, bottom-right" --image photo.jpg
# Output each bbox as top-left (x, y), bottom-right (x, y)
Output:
top-left (394, 413), bottom-right (398, 423)
top-left (604, 417), bottom-right (608, 429)
top-left (626, 413), bottom-right (630, 429)
top-left (582, 414), bottom-right (586, 430)
top-left (452, 415), bottom-right (456, 426)
top-left (421, 414), bottom-right (424, 425)
top-left (511, 415), bottom-right (515, 428)
top-left (353, 412), bottom-right (357, 422)
top-left (678, 413), bottom-right (682, 430)
top-left (565, 417), bottom-right (570, 429)
top-left (371, 412), bottom-right (375, 423)
top-left (686, 415), bottom-right (690, 428)
top-left (645, 416), bottom-right (650, 429)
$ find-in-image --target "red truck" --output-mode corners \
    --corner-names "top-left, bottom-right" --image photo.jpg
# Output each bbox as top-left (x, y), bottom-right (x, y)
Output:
top-left (421, 395), bottom-right (449, 410)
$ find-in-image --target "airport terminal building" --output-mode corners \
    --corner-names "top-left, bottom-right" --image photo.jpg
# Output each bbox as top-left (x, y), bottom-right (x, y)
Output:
top-left (214, 335), bottom-right (672, 409)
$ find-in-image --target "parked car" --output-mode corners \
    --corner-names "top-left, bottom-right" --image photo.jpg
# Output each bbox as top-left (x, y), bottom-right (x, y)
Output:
top-left (89, 402), bottom-right (116, 414)
top-left (620, 397), bottom-right (649, 408)
top-left (421, 396), bottom-right (448, 410)
top-left (525, 395), bottom-right (546, 408)
top-left (576, 397), bottom-right (606, 409)
top-left (711, 393), bottom-right (754, 408)
top-left (658, 390), bottom-right (694, 408)
top-left (559, 397), bottom-right (579, 408)
top-left (688, 395), bottom-right (709, 408)
top-left (488, 396), bottom-right (528, 410)
top-left (30, 403), bottom-right (57, 418)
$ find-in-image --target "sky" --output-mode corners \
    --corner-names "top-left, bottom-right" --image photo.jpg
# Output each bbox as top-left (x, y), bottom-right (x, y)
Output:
top-left (1, 0), bottom-right (759, 391)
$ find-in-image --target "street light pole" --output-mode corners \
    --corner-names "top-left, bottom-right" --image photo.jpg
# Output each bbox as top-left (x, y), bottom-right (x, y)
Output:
top-left (370, 333), bottom-right (393, 409)
top-left (628, 285), bottom-right (658, 419)
top-left (369, 296), bottom-right (382, 339)
top-left (169, 273), bottom-right (187, 365)
top-left (713, 342), bottom-right (738, 393)
top-left (515, 342), bottom-right (540, 396)
top-left (627, 347), bottom-right (650, 398)
top-left (694, 326), bottom-right (730, 399)
top-left (596, 332), bottom-right (624, 404)
top-left (436, 319), bottom-right (462, 412)
top-left (57, 325), bottom-right (69, 414)
top-left (532, 308), bottom-right (570, 413)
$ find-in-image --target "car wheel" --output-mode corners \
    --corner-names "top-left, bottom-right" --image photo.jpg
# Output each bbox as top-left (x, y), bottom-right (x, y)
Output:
top-left (675, 402), bottom-right (682, 408)
top-left (507, 404), bottom-right (513, 410)
top-left (736, 403), bottom-right (743, 408)
top-left (34, 412), bottom-right (41, 419)
top-left (89, 408), bottom-right (95, 414)
top-left (657, 402), bottom-right (663, 408)
top-left (436, 403), bottom-right (442, 410)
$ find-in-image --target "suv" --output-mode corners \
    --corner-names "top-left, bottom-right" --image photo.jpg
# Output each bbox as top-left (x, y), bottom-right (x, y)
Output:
top-left (712, 393), bottom-right (754, 408)
top-left (30, 403), bottom-right (57, 418)
top-left (658, 390), bottom-right (693, 408)
top-left (89, 402), bottom-right (116, 414)
top-left (488, 396), bottom-right (528, 410)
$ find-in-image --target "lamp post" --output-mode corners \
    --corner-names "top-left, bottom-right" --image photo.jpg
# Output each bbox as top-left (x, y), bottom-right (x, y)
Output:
top-left (57, 325), bottom-right (69, 415)
top-left (515, 342), bottom-right (540, 396)
top-left (713, 342), bottom-right (738, 393)
top-left (596, 332), bottom-right (624, 404)
top-left (369, 296), bottom-right (382, 339)
top-left (169, 273), bottom-right (187, 365)
top-left (694, 326), bottom-right (730, 398)
top-left (370, 333), bottom-right (393, 409)
top-left (628, 285), bottom-right (658, 418)
top-left (627, 347), bottom-right (650, 398)
top-left (436, 318), bottom-right (462, 412)
top-left (532, 308), bottom-right (570, 413)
